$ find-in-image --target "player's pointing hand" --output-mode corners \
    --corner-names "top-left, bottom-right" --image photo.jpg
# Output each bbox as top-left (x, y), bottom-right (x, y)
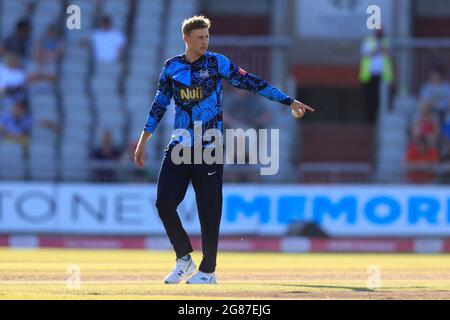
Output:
top-left (290, 100), bottom-right (315, 119)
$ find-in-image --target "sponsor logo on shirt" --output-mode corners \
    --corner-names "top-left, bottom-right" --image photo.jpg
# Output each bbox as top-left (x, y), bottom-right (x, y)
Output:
top-left (179, 86), bottom-right (204, 102)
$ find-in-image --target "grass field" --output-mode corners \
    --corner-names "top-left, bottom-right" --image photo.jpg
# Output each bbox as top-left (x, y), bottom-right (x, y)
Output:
top-left (0, 248), bottom-right (450, 300)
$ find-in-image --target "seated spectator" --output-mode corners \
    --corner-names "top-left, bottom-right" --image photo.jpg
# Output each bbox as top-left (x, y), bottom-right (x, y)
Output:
top-left (33, 24), bottom-right (64, 65)
top-left (0, 53), bottom-right (28, 109)
top-left (0, 19), bottom-right (31, 62)
top-left (406, 137), bottom-right (439, 184)
top-left (406, 102), bottom-right (440, 183)
top-left (27, 52), bottom-right (57, 93)
top-left (411, 101), bottom-right (439, 147)
top-left (90, 130), bottom-right (122, 182)
top-left (0, 53), bottom-right (55, 107)
top-left (28, 25), bottom-right (63, 93)
top-left (90, 16), bottom-right (125, 64)
top-left (0, 102), bottom-right (32, 154)
top-left (419, 64), bottom-right (450, 125)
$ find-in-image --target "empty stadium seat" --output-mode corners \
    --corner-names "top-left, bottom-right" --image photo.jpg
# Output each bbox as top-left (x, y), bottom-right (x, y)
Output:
top-left (93, 63), bottom-right (122, 78)
top-left (31, 125), bottom-right (58, 145)
top-left (61, 159), bottom-right (89, 181)
top-left (0, 141), bottom-right (26, 179)
top-left (29, 158), bottom-right (58, 180)
top-left (91, 75), bottom-right (120, 94)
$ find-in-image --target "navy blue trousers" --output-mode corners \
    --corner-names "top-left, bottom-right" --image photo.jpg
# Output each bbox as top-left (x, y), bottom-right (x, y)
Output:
top-left (155, 144), bottom-right (223, 273)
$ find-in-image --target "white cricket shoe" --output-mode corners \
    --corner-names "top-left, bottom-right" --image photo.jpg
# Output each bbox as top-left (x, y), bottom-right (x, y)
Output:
top-left (186, 271), bottom-right (217, 284)
top-left (164, 257), bottom-right (197, 284)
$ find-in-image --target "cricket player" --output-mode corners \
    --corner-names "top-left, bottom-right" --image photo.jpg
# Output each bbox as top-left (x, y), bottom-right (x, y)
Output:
top-left (134, 16), bottom-right (314, 284)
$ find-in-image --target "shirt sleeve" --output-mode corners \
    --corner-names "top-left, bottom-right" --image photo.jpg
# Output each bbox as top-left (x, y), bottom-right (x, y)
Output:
top-left (144, 63), bottom-right (173, 134)
top-left (216, 53), bottom-right (294, 106)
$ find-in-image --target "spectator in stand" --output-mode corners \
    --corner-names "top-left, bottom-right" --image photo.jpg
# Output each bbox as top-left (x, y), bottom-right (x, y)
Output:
top-left (406, 137), bottom-right (439, 184)
top-left (33, 24), bottom-right (64, 65)
top-left (89, 16), bottom-right (126, 64)
top-left (0, 53), bottom-right (28, 109)
top-left (91, 130), bottom-right (122, 182)
top-left (0, 53), bottom-right (52, 110)
top-left (411, 101), bottom-right (440, 147)
top-left (406, 101), bottom-right (440, 183)
top-left (25, 72), bottom-right (56, 93)
top-left (0, 19), bottom-right (31, 62)
top-left (419, 64), bottom-right (450, 126)
top-left (0, 102), bottom-right (32, 153)
top-left (28, 24), bottom-right (63, 92)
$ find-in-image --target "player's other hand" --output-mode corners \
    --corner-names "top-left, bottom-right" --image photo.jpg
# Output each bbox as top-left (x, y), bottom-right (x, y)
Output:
top-left (290, 100), bottom-right (315, 118)
top-left (134, 145), bottom-right (146, 168)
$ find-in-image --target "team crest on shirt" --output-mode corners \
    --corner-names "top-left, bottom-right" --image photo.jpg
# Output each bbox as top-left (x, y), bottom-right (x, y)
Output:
top-left (198, 69), bottom-right (210, 80)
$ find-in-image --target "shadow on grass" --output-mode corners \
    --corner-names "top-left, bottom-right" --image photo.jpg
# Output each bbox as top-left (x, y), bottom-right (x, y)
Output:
top-left (293, 284), bottom-right (374, 292)
top-left (268, 284), bottom-right (428, 292)
top-left (274, 284), bottom-right (374, 292)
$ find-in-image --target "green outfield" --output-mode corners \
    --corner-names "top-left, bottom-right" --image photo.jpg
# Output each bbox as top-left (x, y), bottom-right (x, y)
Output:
top-left (0, 248), bottom-right (450, 300)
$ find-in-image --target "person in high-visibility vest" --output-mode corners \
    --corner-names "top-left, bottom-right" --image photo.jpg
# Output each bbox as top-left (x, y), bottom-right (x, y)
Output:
top-left (359, 28), bottom-right (394, 124)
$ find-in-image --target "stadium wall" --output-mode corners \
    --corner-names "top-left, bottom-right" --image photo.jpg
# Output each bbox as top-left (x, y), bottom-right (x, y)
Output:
top-left (1, 234), bottom-right (450, 254)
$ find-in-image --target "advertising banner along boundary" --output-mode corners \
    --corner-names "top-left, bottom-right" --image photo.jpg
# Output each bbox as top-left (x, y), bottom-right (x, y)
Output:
top-left (1, 183), bottom-right (450, 237)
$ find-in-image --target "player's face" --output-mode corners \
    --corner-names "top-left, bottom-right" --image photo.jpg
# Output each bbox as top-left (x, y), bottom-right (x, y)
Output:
top-left (185, 28), bottom-right (209, 56)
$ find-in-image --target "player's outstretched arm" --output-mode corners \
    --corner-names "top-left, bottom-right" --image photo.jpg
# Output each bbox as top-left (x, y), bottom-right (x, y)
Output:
top-left (134, 131), bottom-right (152, 168)
top-left (216, 53), bottom-right (316, 117)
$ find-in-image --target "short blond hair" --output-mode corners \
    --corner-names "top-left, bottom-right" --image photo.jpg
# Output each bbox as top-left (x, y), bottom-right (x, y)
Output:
top-left (182, 15), bottom-right (211, 35)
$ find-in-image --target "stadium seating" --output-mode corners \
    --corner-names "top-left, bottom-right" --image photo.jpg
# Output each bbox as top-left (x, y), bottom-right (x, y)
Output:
top-left (0, 141), bottom-right (26, 180)
top-left (0, 0), bottom-right (306, 183)
top-left (29, 143), bottom-right (57, 180)
top-left (375, 96), bottom-right (414, 182)
top-left (30, 0), bottom-right (63, 41)
top-left (0, 0), bottom-right (28, 39)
